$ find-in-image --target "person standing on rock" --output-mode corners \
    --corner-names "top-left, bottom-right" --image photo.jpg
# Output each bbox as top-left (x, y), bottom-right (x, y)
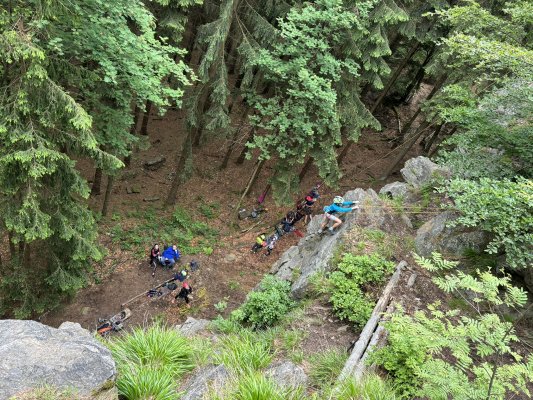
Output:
top-left (318, 196), bottom-right (358, 235)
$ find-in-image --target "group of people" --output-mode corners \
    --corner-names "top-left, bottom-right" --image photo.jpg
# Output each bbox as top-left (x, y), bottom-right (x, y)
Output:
top-left (251, 184), bottom-right (359, 256)
top-left (149, 243), bottom-right (194, 307)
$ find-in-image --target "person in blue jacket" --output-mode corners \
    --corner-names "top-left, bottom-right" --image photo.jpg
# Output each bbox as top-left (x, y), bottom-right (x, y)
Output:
top-left (318, 196), bottom-right (358, 235)
top-left (161, 244), bottom-right (181, 267)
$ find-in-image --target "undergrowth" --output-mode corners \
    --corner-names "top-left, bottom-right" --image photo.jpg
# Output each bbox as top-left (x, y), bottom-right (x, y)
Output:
top-left (308, 348), bottom-right (348, 388)
top-left (108, 206), bottom-right (218, 257)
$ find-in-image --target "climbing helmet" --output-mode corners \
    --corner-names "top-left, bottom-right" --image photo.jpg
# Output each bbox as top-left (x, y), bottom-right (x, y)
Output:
top-left (333, 196), bottom-right (344, 205)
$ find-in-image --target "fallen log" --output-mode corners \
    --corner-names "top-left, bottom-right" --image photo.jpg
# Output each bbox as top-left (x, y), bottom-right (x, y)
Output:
top-left (337, 260), bottom-right (406, 382)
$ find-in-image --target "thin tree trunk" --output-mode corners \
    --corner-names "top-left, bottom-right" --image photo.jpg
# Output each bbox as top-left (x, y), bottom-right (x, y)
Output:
top-left (220, 106), bottom-right (250, 169)
top-left (192, 86), bottom-right (212, 147)
top-left (90, 167), bottom-right (103, 196)
top-left (370, 41), bottom-right (421, 114)
top-left (7, 232), bottom-right (16, 258)
top-left (395, 74), bottom-right (448, 144)
top-left (102, 175), bottom-right (115, 217)
top-left (422, 123), bottom-right (444, 154)
top-left (124, 105), bottom-right (142, 167)
top-left (336, 126), bottom-right (352, 165)
top-left (428, 127), bottom-right (456, 157)
top-left (140, 101), bottom-right (153, 136)
top-left (399, 45), bottom-right (436, 104)
top-left (236, 159), bottom-right (264, 210)
top-left (298, 157), bottom-right (314, 181)
top-left (165, 131), bottom-right (193, 206)
top-left (235, 127), bottom-right (256, 165)
top-left (381, 119), bottom-right (432, 180)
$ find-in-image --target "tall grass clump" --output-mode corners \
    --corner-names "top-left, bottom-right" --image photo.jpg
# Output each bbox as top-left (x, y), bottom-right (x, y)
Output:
top-left (214, 329), bottom-right (274, 372)
top-left (108, 323), bottom-right (195, 400)
top-left (334, 374), bottom-right (398, 400)
top-left (308, 348), bottom-right (348, 388)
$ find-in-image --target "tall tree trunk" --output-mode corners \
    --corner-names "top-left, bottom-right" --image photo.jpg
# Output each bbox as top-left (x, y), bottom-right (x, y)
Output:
top-left (7, 232), bottom-right (16, 259)
top-left (235, 127), bottom-right (255, 165)
top-left (236, 159), bottom-right (264, 210)
top-left (395, 74), bottom-right (448, 144)
top-left (336, 126), bottom-right (352, 165)
top-left (102, 175), bottom-right (115, 217)
top-left (140, 100), bottom-right (153, 136)
top-left (192, 86), bottom-right (212, 147)
top-left (428, 126), bottom-right (456, 157)
top-left (90, 167), bottom-right (103, 197)
top-left (422, 123), bottom-right (444, 154)
top-left (381, 119), bottom-right (432, 180)
top-left (298, 157), bottom-right (314, 181)
top-left (123, 105), bottom-right (142, 167)
top-left (370, 40), bottom-right (421, 114)
top-left (398, 45), bottom-right (436, 104)
top-left (165, 131), bottom-right (193, 207)
top-left (220, 106), bottom-right (250, 169)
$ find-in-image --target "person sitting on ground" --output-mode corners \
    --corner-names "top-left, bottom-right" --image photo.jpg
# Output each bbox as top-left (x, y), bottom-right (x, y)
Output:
top-left (161, 244), bottom-right (181, 268)
top-left (281, 211), bottom-right (296, 233)
top-left (318, 196), bottom-right (358, 235)
top-left (251, 233), bottom-right (267, 253)
top-left (173, 282), bottom-right (193, 307)
top-left (150, 244), bottom-right (160, 265)
top-left (173, 270), bottom-right (188, 282)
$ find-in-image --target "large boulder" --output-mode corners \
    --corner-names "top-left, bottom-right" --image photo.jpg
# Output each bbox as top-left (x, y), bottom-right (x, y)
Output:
top-left (176, 317), bottom-right (210, 337)
top-left (379, 181), bottom-right (410, 199)
top-left (401, 156), bottom-right (451, 188)
top-left (181, 365), bottom-right (229, 400)
top-left (272, 188), bottom-right (411, 298)
top-left (0, 320), bottom-right (116, 399)
top-left (415, 211), bottom-right (490, 258)
top-left (265, 361), bottom-right (307, 389)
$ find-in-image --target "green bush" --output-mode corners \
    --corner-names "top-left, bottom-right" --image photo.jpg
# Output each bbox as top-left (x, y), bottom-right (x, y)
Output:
top-left (308, 348), bottom-right (348, 388)
top-left (239, 275), bottom-right (295, 329)
top-left (214, 329), bottom-right (274, 372)
top-left (328, 254), bottom-right (394, 327)
top-left (116, 365), bottom-right (179, 400)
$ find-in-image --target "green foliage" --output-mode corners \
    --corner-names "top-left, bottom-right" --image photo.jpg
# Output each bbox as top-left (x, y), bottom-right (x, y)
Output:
top-left (308, 348), bottom-right (348, 388)
top-left (214, 329), bottom-right (274, 372)
top-left (108, 324), bottom-right (194, 400)
top-left (441, 177), bottom-right (533, 270)
top-left (214, 300), bottom-right (228, 312)
top-left (328, 254), bottom-right (395, 327)
top-left (237, 275), bottom-right (295, 329)
top-left (370, 253), bottom-right (533, 400)
top-left (108, 206), bottom-right (218, 256)
top-left (198, 201), bottom-right (220, 219)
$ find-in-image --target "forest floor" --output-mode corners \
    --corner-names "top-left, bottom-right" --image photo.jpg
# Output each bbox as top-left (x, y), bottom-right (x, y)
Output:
top-left (40, 87), bottom-right (428, 334)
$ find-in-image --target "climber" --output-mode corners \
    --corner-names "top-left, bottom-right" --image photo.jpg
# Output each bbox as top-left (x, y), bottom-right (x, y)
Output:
top-left (318, 196), bottom-right (358, 235)
top-left (251, 233), bottom-right (267, 253)
top-left (172, 282), bottom-right (193, 307)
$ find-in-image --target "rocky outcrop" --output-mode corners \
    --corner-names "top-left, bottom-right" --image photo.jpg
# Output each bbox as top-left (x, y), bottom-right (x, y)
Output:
top-left (272, 188), bottom-right (411, 298)
top-left (176, 317), bottom-right (210, 337)
top-left (0, 320), bottom-right (116, 400)
top-left (265, 361), bottom-right (307, 389)
top-left (415, 211), bottom-right (490, 258)
top-left (379, 181), bottom-right (410, 199)
top-left (400, 156), bottom-right (451, 188)
top-left (181, 365), bottom-right (229, 400)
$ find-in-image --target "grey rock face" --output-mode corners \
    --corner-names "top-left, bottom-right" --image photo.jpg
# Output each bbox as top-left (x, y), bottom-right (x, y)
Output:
top-left (415, 211), bottom-right (490, 258)
top-left (176, 317), bottom-right (210, 337)
top-left (401, 156), bottom-right (451, 188)
top-left (181, 365), bottom-right (229, 400)
top-left (272, 188), bottom-right (411, 298)
top-left (379, 181), bottom-right (410, 199)
top-left (0, 320), bottom-right (116, 399)
top-left (265, 361), bottom-right (307, 389)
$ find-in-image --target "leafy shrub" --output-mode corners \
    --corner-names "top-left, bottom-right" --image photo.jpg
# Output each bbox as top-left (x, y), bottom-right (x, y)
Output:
top-left (210, 315), bottom-right (242, 334)
top-left (328, 253), bottom-right (394, 327)
top-left (308, 348), bottom-right (348, 388)
top-left (214, 329), bottom-right (274, 372)
top-left (442, 177), bottom-right (533, 270)
top-left (238, 275), bottom-right (295, 329)
top-left (214, 300), bottom-right (228, 312)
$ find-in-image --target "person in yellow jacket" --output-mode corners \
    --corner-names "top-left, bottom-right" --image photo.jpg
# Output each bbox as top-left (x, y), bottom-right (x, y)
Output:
top-left (251, 233), bottom-right (267, 253)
